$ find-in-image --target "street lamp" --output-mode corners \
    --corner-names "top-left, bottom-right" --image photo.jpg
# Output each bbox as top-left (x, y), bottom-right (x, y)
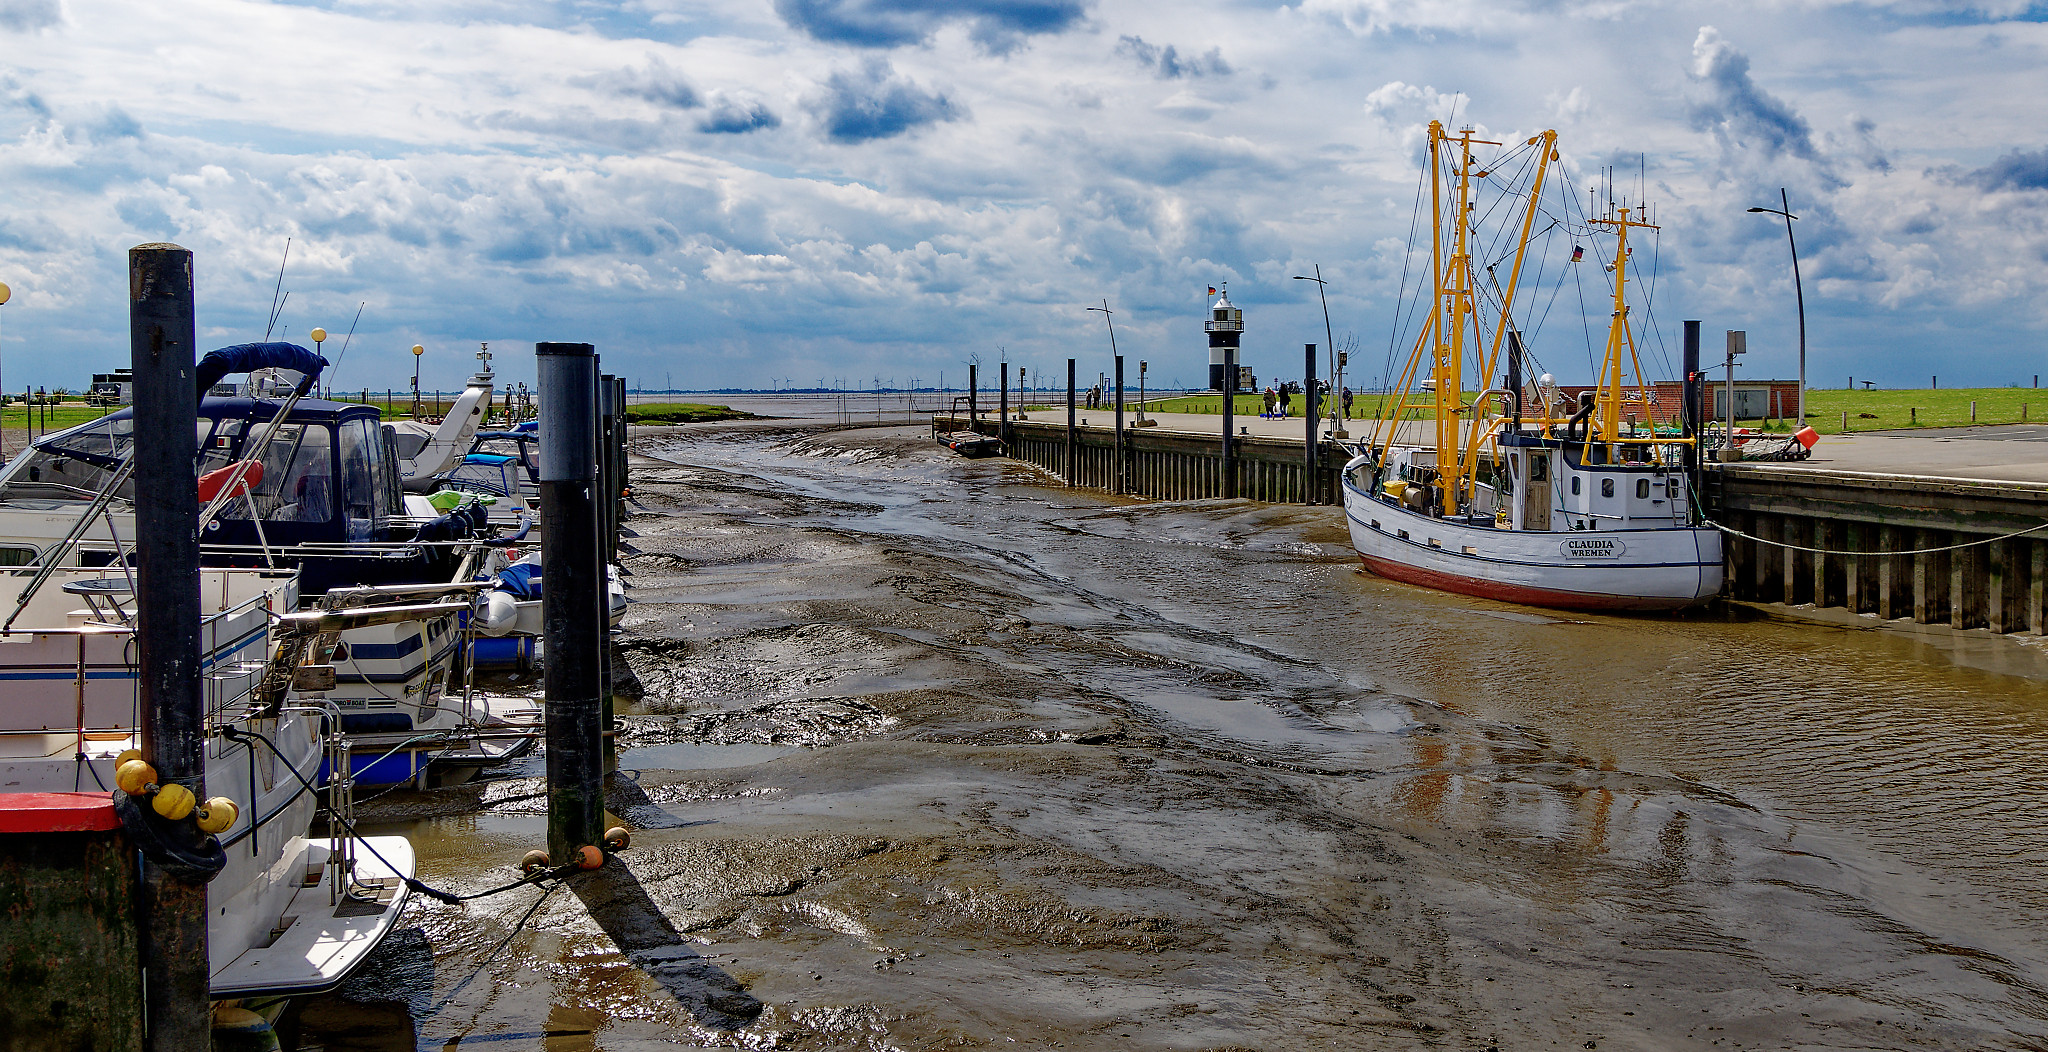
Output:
top-left (1137, 360), bottom-right (1149, 426)
top-left (1086, 300), bottom-right (1119, 407)
top-left (411, 343), bottom-right (425, 417)
top-left (0, 280), bottom-right (10, 457)
top-left (1747, 189), bottom-right (1806, 426)
top-left (309, 327), bottom-right (328, 398)
top-left (1293, 265), bottom-right (1343, 437)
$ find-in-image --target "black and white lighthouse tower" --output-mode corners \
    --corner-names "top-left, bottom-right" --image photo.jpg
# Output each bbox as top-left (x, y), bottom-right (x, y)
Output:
top-left (1205, 285), bottom-right (1244, 392)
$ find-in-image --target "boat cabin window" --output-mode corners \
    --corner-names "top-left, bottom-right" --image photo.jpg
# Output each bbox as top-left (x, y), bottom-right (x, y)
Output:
top-left (1570, 476), bottom-right (1581, 496)
top-left (339, 418), bottom-right (389, 540)
top-left (0, 546), bottom-right (34, 566)
top-left (205, 420), bottom-right (335, 524)
top-left (1601, 478), bottom-right (1615, 498)
top-left (1637, 478), bottom-right (1651, 499)
top-left (1529, 455), bottom-right (1548, 482)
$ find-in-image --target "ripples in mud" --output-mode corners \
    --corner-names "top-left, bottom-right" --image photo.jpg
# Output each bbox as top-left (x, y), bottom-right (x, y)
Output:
top-left (298, 422), bottom-right (2048, 1050)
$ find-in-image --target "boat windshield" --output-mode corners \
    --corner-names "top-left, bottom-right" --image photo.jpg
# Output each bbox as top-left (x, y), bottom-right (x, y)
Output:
top-left (0, 415), bottom-right (139, 502)
top-left (204, 419), bottom-right (335, 524)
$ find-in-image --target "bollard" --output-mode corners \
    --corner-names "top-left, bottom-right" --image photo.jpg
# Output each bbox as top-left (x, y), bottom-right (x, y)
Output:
top-left (1066, 359), bottom-right (1077, 486)
top-left (968, 363), bottom-right (978, 429)
top-left (130, 243), bottom-right (210, 1052)
top-left (1912, 407), bottom-right (1917, 424)
top-left (1222, 347), bottom-right (1237, 499)
top-left (1972, 400), bottom-right (1978, 423)
top-left (1842, 410), bottom-right (1848, 432)
top-left (537, 342), bottom-right (605, 864)
top-left (1304, 343), bottom-right (1319, 505)
top-left (1113, 355), bottom-right (1125, 494)
top-left (999, 359), bottom-right (1009, 446)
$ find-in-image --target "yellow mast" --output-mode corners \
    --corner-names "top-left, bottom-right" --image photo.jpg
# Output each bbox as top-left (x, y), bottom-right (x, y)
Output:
top-left (1435, 126), bottom-right (1498, 515)
top-left (1461, 130), bottom-right (1558, 484)
top-left (1588, 205), bottom-right (1658, 457)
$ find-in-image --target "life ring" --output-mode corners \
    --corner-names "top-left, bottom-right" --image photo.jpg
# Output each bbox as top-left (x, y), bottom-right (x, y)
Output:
top-left (114, 789), bottom-right (227, 884)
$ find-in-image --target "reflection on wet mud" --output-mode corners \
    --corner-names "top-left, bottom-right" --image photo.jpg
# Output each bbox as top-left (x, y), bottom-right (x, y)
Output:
top-left (299, 421), bottom-right (2048, 1050)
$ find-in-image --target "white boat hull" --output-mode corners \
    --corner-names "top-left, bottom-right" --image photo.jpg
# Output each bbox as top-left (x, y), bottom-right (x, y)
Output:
top-left (1342, 477), bottom-right (1723, 611)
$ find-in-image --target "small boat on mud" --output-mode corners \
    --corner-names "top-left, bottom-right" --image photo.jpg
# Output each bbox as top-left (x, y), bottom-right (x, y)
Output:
top-left (1340, 123), bottom-right (1722, 611)
top-left (934, 396), bottom-right (1002, 458)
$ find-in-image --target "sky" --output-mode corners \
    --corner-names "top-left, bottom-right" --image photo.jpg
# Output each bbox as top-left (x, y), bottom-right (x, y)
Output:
top-left (2, 0), bottom-right (2046, 395)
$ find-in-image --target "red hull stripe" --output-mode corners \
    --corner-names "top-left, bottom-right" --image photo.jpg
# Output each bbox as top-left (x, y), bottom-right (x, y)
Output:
top-left (1357, 554), bottom-right (1704, 612)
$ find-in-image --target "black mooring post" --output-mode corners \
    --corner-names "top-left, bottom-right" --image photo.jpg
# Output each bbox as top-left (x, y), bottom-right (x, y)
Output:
top-left (1222, 347), bottom-right (1237, 499)
top-left (1066, 358), bottom-right (1077, 486)
top-left (999, 360), bottom-right (1009, 446)
top-left (1507, 331), bottom-right (1525, 432)
top-left (538, 342), bottom-right (605, 863)
top-left (968, 364), bottom-right (978, 431)
top-left (1304, 343), bottom-right (1319, 505)
top-left (596, 370), bottom-right (618, 773)
top-left (1113, 355), bottom-right (1125, 494)
top-left (130, 243), bottom-right (209, 1052)
top-left (1682, 320), bottom-right (1702, 472)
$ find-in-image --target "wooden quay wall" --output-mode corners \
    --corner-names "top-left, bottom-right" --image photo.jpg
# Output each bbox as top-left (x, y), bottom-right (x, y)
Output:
top-left (1706, 466), bottom-right (2048, 633)
top-left (937, 414), bottom-right (1346, 505)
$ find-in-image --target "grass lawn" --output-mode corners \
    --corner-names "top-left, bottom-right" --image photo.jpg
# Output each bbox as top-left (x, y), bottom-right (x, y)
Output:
top-left (1773, 388), bottom-right (2048, 435)
top-left (621, 402), bottom-right (755, 424)
top-left (1029, 388), bottom-right (2048, 437)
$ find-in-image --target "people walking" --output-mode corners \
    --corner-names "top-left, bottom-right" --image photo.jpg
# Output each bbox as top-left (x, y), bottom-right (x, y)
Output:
top-left (1278, 385), bottom-right (1291, 419)
top-left (1262, 386), bottom-right (1276, 419)
top-left (1342, 386), bottom-right (1354, 419)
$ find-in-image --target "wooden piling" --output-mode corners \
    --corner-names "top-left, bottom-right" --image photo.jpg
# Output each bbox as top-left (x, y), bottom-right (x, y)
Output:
top-left (129, 243), bottom-right (211, 1052)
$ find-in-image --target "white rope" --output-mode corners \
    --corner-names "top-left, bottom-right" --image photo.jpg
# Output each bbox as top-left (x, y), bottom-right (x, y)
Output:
top-left (1690, 475), bottom-right (2048, 556)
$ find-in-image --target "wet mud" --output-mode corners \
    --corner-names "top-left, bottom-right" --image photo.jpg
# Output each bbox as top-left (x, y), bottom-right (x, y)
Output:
top-left (301, 421), bottom-right (2048, 1050)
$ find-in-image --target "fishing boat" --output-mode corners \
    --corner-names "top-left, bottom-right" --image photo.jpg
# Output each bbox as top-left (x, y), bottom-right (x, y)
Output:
top-left (1341, 123), bottom-right (1722, 611)
top-left (0, 566), bottom-right (415, 996)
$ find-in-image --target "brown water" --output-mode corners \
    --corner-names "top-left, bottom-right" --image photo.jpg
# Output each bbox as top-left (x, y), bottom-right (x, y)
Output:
top-left (300, 421), bottom-right (2048, 1050)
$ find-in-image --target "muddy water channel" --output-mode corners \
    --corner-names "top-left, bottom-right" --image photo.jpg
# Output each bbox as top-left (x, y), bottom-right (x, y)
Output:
top-left (303, 421), bottom-right (2048, 1050)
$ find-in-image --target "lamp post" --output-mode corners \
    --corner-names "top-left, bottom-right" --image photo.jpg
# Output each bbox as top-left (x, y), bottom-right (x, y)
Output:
top-left (1747, 189), bottom-right (1806, 426)
top-left (309, 327), bottom-right (328, 398)
top-left (1138, 360), bottom-right (1149, 426)
top-left (0, 280), bottom-right (9, 457)
top-left (411, 343), bottom-right (424, 417)
top-left (1293, 265), bottom-right (1343, 437)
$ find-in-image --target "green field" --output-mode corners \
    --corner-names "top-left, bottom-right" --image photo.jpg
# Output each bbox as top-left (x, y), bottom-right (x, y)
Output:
top-left (621, 402), bottom-right (754, 424)
top-left (1771, 389), bottom-right (2046, 435)
top-left (1025, 388), bottom-right (2048, 437)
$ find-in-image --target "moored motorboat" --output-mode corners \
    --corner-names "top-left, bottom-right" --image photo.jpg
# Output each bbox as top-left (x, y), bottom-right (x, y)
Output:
top-left (0, 567), bottom-right (413, 997)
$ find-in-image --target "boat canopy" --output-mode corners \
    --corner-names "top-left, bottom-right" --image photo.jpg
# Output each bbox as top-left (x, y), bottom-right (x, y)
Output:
top-left (194, 342), bottom-right (328, 396)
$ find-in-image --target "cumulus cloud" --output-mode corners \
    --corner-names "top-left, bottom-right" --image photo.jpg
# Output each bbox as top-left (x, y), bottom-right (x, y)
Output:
top-left (699, 92), bottom-right (781, 134)
top-left (1970, 147), bottom-right (2048, 191)
top-left (1116, 36), bottom-right (1232, 79)
top-left (1688, 26), bottom-right (1819, 163)
top-left (576, 57), bottom-right (701, 110)
top-left (772, 0), bottom-right (1086, 54)
top-left (811, 60), bottom-right (963, 143)
top-left (0, 0), bottom-right (61, 33)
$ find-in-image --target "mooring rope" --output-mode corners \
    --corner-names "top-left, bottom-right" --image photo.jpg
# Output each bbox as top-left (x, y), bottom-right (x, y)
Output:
top-left (1687, 478), bottom-right (2048, 557)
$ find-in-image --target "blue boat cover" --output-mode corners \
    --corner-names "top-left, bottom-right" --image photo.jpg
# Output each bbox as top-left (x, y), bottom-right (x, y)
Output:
top-left (461, 453), bottom-right (516, 465)
top-left (495, 562), bottom-right (541, 599)
top-left (194, 342), bottom-right (329, 395)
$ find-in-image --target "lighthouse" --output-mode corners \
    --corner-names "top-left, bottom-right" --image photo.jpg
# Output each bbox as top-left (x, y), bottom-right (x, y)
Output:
top-left (1205, 286), bottom-right (1245, 392)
